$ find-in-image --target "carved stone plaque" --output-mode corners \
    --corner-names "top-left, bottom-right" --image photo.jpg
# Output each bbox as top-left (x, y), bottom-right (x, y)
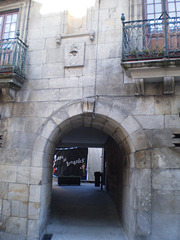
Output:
top-left (64, 42), bottom-right (85, 67)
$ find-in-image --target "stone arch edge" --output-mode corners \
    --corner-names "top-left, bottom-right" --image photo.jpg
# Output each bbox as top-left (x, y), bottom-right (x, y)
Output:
top-left (32, 97), bottom-right (152, 156)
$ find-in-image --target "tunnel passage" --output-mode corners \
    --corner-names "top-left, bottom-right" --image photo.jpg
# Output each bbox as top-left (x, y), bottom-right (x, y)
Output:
top-left (47, 125), bottom-right (128, 238)
top-left (33, 100), bottom-right (151, 239)
top-left (52, 126), bottom-right (125, 218)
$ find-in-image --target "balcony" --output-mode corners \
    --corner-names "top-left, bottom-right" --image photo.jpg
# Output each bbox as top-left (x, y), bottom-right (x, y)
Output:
top-left (0, 33), bottom-right (28, 100)
top-left (121, 14), bottom-right (180, 95)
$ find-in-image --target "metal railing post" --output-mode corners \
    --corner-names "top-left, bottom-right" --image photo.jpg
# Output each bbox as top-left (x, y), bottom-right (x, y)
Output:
top-left (121, 13), bottom-right (126, 60)
top-left (162, 0), bottom-right (169, 57)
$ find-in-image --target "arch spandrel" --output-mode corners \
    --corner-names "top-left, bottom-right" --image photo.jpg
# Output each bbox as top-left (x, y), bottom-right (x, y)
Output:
top-left (33, 98), bottom-right (151, 156)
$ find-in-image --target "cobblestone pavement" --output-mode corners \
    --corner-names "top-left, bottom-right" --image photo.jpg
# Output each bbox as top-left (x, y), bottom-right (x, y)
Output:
top-left (45, 182), bottom-right (127, 240)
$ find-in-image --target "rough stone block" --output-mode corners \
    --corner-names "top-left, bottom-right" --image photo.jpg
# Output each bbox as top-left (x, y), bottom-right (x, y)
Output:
top-left (2, 200), bottom-right (11, 216)
top-left (12, 132), bottom-right (36, 149)
top-left (0, 199), bottom-right (2, 215)
top-left (19, 201), bottom-right (28, 218)
top-left (12, 103), bottom-right (36, 117)
top-left (101, 18), bottom-right (116, 31)
top-left (132, 97), bottom-right (155, 115)
top-left (30, 89), bottom-right (60, 102)
top-left (42, 63), bottom-right (64, 78)
top-left (4, 148), bottom-right (32, 166)
top-left (36, 102), bottom-right (54, 118)
top-left (135, 115), bottom-right (164, 129)
top-left (28, 50), bottom-right (46, 65)
top-left (25, 117), bottom-right (45, 134)
top-left (4, 118), bottom-right (26, 132)
top-left (46, 48), bottom-right (63, 63)
top-left (65, 67), bottom-right (83, 77)
top-left (29, 185), bottom-right (41, 202)
top-left (26, 64), bottom-right (43, 80)
top-left (95, 100), bottom-right (113, 117)
top-left (165, 115), bottom-right (180, 128)
top-left (108, 105), bottom-right (128, 125)
top-left (41, 119), bottom-right (58, 139)
top-left (28, 202), bottom-right (40, 220)
top-left (30, 167), bottom-right (42, 185)
top-left (97, 58), bottom-right (121, 76)
top-left (45, 37), bottom-right (57, 49)
top-left (0, 166), bottom-right (16, 182)
top-left (28, 219), bottom-right (39, 237)
top-left (33, 136), bottom-right (48, 153)
top-left (135, 169), bottom-right (151, 189)
top-left (8, 184), bottom-right (29, 201)
top-left (130, 129), bottom-right (151, 151)
top-left (152, 212), bottom-right (180, 240)
top-left (17, 167), bottom-right (30, 184)
top-left (101, 0), bottom-right (118, 9)
top-left (31, 151), bottom-right (43, 167)
top-left (44, 140), bottom-right (56, 155)
top-left (155, 97), bottom-right (171, 115)
top-left (152, 129), bottom-right (174, 148)
top-left (51, 108), bottom-right (69, 126)
top-left (59, 88), bottom-right (83, 100)
top-left (170, 96), bottom-right (180, 114)
top-left (6, 217), bottom-right (27, 235)
top-left (11, 201), bottom-right (19, 217)
top-left (135, 188), bottom-right (151, 212)
top-left (153, 190), bottom-right (180, 214)
top-left (136, 210), bottom-right (151, 236)
top-left (42, 167), bottom-right (52, 185)
top-left (152, 147), bottom-right (180, 169)
top-left (152, 169), bottom-right (180, 190)
top-left (0, 182), bottom-right (8, 199)
top-left (122, 115), bottom-right (141, 134)
top-left (134, 150), bottom-right (151, 169)
top-left (28, 39), bottom-right (45, 51)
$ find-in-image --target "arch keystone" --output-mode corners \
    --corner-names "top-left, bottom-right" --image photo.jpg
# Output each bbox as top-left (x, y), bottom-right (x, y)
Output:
top-left (82, 98), bottom-right (95, 113)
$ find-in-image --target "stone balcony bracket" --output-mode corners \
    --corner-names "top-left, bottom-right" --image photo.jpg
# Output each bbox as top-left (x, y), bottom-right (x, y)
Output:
top-left (0, 72), bottom-right (25, 101)
top-left (134, 78), bottom-right (145, 96)
top-left (121, 58), bottom-right (180, 95)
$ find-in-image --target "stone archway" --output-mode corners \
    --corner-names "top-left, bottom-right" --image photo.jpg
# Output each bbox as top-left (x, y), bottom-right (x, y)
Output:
top-left (31, 98), bottom-right (152, 240)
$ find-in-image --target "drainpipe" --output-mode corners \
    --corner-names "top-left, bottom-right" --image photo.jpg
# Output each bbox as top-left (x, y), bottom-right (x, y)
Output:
top-left (24, 0), bottom-right (32, 44)
top-left (92, 0), bottom-right (101, 119)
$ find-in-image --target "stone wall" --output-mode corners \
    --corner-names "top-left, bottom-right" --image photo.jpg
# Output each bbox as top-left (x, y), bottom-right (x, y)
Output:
top-left (0, 0), bottom-right (180, 239)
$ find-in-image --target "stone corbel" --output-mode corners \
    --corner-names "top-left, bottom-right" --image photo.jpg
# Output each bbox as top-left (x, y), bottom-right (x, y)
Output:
top-left (1, 88), bottom-right (16, 102)
top-left (134, 78), bottom-right (144, 96)
top-left (163, 76), bottom-right (174, 94)
top-left (56, 35), bottom-right (62, 45)
top-left (89, 30), bottom-right (95, 41)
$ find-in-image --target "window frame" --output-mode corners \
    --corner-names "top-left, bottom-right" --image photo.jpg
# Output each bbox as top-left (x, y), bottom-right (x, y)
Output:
top-left (0, 9), bottom-right (19, 39)
top-left (143, 0), bottom-right (180, 19)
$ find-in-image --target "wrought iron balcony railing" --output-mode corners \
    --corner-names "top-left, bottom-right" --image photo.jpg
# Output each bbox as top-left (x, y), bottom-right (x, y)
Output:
top-left (0, 34), bottom-right (28, 78)
top-left (121, 13), bottom-right (180, 61)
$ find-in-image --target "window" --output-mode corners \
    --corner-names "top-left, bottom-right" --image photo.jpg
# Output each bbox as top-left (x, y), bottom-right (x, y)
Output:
top-left (0, 11), bottom-right (18, 39)
top-left (144, 0), bottom-right (180, 55)
top-left (145, 0), bottom-right (180, 19)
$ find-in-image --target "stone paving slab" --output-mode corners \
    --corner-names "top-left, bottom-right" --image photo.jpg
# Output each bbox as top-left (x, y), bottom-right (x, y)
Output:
top-left (46, 183), bottom-right (127, 240)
